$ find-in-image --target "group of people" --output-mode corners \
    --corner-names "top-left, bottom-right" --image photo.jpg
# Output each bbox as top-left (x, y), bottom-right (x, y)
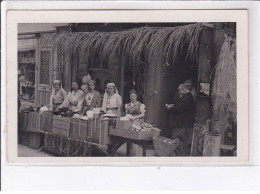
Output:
top-left (48, 79), bottom-right (146, 120)
top-left (47, 77), bottom-right (196, 156)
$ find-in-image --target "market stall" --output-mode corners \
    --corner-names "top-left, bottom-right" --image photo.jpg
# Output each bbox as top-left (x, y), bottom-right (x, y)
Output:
top-left (18, 22), bottom-right (237, 157)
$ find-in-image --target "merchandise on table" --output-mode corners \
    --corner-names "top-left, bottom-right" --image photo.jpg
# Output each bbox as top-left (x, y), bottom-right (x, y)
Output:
top-left (109, 118), bottom-right (161, 140)
top-left (153, 134), bottom-right (180, 156)
top-left (28, 132), bottom-right (44, 150)
top-left (52, 115), bottom-right (70, 137)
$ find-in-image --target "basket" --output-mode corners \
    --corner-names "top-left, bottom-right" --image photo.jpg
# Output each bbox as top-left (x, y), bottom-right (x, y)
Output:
top-left (153, 134), bottom-right (180, 156)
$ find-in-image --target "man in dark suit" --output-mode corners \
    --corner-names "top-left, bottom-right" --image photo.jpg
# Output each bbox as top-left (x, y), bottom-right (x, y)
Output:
top-left (165, 84), bottom-right (195, 156)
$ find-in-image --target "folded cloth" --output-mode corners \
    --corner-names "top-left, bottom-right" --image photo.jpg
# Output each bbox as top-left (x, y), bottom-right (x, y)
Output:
top-left (72, 114), bottom-right (81, 119)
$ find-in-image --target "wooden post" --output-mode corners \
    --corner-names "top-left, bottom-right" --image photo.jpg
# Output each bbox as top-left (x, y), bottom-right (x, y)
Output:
top-left (120, 59), bottom-right (125, 102)
top-left (35, 37), bottom-right (40, 105)
top-left (196, 28), bottom-right (214, 124)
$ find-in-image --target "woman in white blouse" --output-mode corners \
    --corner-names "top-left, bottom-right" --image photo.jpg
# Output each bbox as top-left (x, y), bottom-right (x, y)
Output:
top-left (102, 83), bottom-right (122, 116)
top-left (59, 80), bottom-right (85, 117)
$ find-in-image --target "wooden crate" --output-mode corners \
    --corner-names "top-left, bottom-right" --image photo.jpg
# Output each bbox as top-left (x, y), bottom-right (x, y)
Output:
top-left (87, 118), bottom-right (111, 145)
top-left (27, 112), bottom-right (41, 133)
top-left (29, 132), bottom-right (44, 150)
top-left (52, 116), bottom-right (70, 137)
top-left (40, 111), bottom-right (53, 133)
top-left (115, 120), bottom-right (133, 130)
top-left (19, 131), bottom-right (29, 146)
top-left (69, 118), bottom-right (88, 141)
top-left (20, 112), bottom-right (29, 132)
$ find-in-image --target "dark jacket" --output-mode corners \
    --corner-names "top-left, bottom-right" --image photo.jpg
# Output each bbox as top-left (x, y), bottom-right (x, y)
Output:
top-left (169, 92), bottom-right (195, 128)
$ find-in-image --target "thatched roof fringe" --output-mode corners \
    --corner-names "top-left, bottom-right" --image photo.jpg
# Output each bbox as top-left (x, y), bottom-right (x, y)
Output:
top-left (40, 23), bottom-right (205, 66)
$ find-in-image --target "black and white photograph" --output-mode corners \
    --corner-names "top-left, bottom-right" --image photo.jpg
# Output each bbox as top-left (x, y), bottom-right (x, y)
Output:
top-left (17, 22), bottom-right (238, 158)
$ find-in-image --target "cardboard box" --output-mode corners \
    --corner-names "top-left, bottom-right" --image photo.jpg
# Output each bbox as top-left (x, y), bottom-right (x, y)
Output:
top-left (69, 118), bottom-right (88, 141)
top-left (40, 111), bottom-right (53, 133)
top-left (29, 132), bottom-right (44, 150)
top-left (52, 116), bottom-right (70, 137)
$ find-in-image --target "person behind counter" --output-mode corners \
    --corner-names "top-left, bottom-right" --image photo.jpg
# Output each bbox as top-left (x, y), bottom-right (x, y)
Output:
top-left (50, 80), bottom-right (67, 114)
top-left (165, 84), bottom-right (195, 156)
top-left (59, 79), bottom-right (85, 117)
top-left (82, 80), bottom-right (101, 114)
top-left (101, 83), bottom-right (122, 116)
top-left (125, 89), bottom-right (146, 122)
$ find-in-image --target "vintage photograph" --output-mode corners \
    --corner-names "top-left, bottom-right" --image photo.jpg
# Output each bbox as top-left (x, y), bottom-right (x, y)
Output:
top-left (17, 22), bottom-right (237, 158)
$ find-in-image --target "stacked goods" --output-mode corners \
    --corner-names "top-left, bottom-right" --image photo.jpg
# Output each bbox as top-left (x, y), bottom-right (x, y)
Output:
top-left (153, 134), bottom-right (180, 156)
top-left (69, 118), bottom-right (88, 141)
top-left (40, 111), bottom-right (53, 133)
top-left (28, 132), bottom-right (44, 150)
top-left (52, 116), bottom-right (70, 137)
top-left (27, 112), bottom-right (41, 133)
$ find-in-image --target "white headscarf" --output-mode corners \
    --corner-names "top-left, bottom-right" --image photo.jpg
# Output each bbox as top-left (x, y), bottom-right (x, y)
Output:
top-left (102, 83), bottom-right (119, 112)
top-left (49, 80), bottom-right (67, 110)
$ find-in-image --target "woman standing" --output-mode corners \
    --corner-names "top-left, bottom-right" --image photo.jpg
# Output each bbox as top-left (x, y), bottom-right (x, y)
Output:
top-left (59, 80), bottom-right (85, 117)
top-left (49, 80), bottom-right (67, 114)
top-left (102, 83), bottom-right (122, 116)
top-left (83, 80), bottom-right (101, 114)
top-left (125, 89), bottom-right (146, 123)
